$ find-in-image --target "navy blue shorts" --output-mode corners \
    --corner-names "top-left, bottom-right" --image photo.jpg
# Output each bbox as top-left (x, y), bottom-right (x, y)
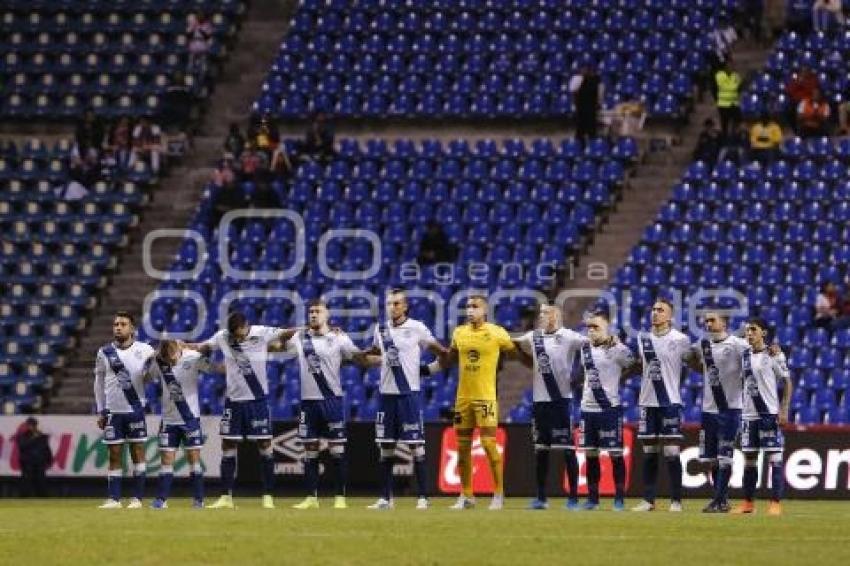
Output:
top-left (103, 411), bottom-right (147, 444)
top-left (741, 415), bottom-right (784, 452)
top-left (532, 399), bottom-right (574, 449)
top-left (219, 398), bottom-right (272, 441)
top-left (299, 397), bottom-right (347, 443)
top-left (159, 420), bottom-right (205, 451)
top-left (699, 409), bottom-right (741, 461)
top-left (638, 405), bottom-right (683, 440)
top-left (580, 407), bottom-right (624, 452)
top-left (376, 394), bottom-right (424, 444)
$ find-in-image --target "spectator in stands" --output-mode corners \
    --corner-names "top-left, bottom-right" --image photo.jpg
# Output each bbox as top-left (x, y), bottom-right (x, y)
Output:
top-left (797, 88), bottom-right (832, 137)
top-left (569, 65), bottom-right (602, 147)
top-left (132, 118), bottom-right (163, 174)
top-left (749, 113), bottom-right (783, 165)
top-left (297, 112), bottom-right (335, 161)
top-left (99, 147), bottom-right (120, 181)
top-left (693, 118), bottom-right (723, 165)
top-left (251, 114), bottom-right (280, 160)
top-left (187, 11), bottom-right (213, 82)
top-left (109, 116), bottom-right (133, 168)
top-left (813, 0), bottom-right (845, 33)
top-left (15, 417), bottom-right (52, 497)
top-left (212, 154), bottom-right (237, 189)
top-left (211, 155), bottom-right (246, 223)
top-left (74, 109), bottom-right (105, 161)
top-left (815, 281), bottom-right (850, 329)
top-left (239, 141), bottom-right (268, 182)
top-left (270, 142), bottom-right (294, 178)
top-left (739, 0), bottom-right (765, 42)
top-left (417, 222), bottom-right (457, 265)
top-left (162, 72), bottom-right (193, 132)
top-left (786, 0), bottom-right (813, 34)
top-left (714, 59), bottom-right (742, 141)
top-left (224, 123), bottom-right (245, 158)
top-left (785, 67), bottom-right (820, 128)
top-left (718, 123), bottom-right (751, 164)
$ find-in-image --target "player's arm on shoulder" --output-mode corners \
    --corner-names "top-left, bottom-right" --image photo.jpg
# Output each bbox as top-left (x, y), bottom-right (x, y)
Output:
top-left (183, 335), bottom-right (216, 355)
top-left (272, 326), bottom-right (303, 346)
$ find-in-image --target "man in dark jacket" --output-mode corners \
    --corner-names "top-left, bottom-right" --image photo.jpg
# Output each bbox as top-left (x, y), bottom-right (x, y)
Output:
top-left (16, 417), bottom-right (52, 497)
top-left (570, 66), bottom-right (602, 147)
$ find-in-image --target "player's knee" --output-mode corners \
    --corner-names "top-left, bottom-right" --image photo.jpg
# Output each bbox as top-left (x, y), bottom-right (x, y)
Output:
top-left (412, 445), bottom-right (426, 461)
top-left (643, 444), bottom-right (659, 454)
top-left (329, 443), bottom-right (345, 457)
top-left (305, 450), bottom-right (319, 460)
top-left (379, 447), bottom-right (395, 460)
top-left (585, 449), bottom-right (599, 458)
top-left (160, 465), bottom-right (174, 475)
top-left (133, 462), bottom-right (146, 475)
top-left (662, 445), bottom-right (680, 459)
top-left (744, 453), bottom-right (758, 467)
top-left (222, 448), bottom-right (237, 459)
top-left (259, 445), bottom-right (273, 458)
top-left (768, 453), bottom-right (783, 466)
top-left (191, 462), bottom-right (203, 474)
top-left (718, 456), bottom-right (733, 468)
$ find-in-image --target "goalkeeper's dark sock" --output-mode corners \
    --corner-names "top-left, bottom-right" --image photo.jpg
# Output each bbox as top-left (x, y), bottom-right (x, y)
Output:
top-left (535, 449), bottom-right (550, 502)
top-left (220, 450), bottom-right (237, 496)
top-left (586, 456), bottom-right (601, 503)
top-left (481, 436), bottom-right (503, 496)
top-left (666, 455), bottom-right (683, 502)
top-left (107, 470), bottom-right (122, 501)
top-left (743, 465), bottom-right (757, 501)
top-left (157, 466), bottom-right (173, 501)
top-left (564, 449), bottom-right (579, 501)
top-left (331, 453), bottom-right (347, 497)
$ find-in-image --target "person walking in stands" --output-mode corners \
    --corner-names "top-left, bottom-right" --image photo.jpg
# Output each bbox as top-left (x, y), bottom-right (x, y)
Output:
top-left (714, 59), bottom-right (742, 142)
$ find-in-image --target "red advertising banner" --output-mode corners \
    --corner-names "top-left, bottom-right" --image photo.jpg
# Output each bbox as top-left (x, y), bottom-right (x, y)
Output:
top-left (438, 427), bottom-right (507, 494)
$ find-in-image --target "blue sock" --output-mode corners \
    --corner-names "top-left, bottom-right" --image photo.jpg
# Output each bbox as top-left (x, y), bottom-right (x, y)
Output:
top-left (380, 455), bottom-right (394, 500)
top-left (586, 456), bottom-right (601, 503)
top-left (666, 456), bottom-right (683, 502)
top-left (221, 453), bottom-right (237, 496)
top-left (260, 453), bottom-right (275, 496)
top-left (612, 455), bottom-right (626, 500)
top-left (535, 450), bottom-right (549, 501)
top-left (133, 464), bottom-right (146, 501)
top-left (107, 471), bottom-right (122, 501)
top-left (643, 452), bottom-right (659, 503)
top-left (414, 456), bottom-right (428, 499)
top-left (191, 469), bottom-right (204, 502)
top-left (770, 462), bottom-right (784, 501)
top-left (743, 466), bottom-right (758, 501)
top-left (157, 467), bottom-right (173, 501)
top-left (564, 449), bottom-right (579, 500)
top-left (332, 454), bottom-right (347, 497)
top-left (305, 457), bottom-right (319, 496)
top-left (715, 465), bottom-right (732, 503)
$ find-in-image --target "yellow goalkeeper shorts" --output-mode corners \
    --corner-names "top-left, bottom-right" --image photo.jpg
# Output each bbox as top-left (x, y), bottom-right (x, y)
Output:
top-left (453, 399), bottom-right (498, 430)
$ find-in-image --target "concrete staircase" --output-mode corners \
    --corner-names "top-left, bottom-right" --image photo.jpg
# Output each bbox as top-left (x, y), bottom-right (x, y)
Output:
top-left (49, 0), bottom-right (295, 413)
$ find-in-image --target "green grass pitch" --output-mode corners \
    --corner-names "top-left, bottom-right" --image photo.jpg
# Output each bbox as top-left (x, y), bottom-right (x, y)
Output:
top-left (1, 498), bottom-right (849, 565)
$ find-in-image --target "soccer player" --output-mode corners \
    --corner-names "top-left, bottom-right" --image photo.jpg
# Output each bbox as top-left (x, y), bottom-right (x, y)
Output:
top-left (93, 311), bottom-right (155, 509)
top-left (631, 299), bottom-right (691, 512)
top-left (283, 299), bottom-right (372, 510)
top-left (578, 311), bottom-right (635, 511)
top-left (427, 294), bottom-right (518, 510)
top-left (147, 339), bottom-right (215, 509)
top-left (733, 317), bottom-right (792, 515)
top-left (513, 304), bottom-right (584, 510)
top-left (187, 311), bottom-right (298, 509)
top-left (366, 289), bottom-right (449, 510)
top-left (682, 311), bottom-right (749, 513)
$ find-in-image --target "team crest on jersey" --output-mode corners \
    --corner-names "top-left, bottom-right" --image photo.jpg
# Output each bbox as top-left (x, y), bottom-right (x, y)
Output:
top-left (467, 349), bottom-right (480, 363)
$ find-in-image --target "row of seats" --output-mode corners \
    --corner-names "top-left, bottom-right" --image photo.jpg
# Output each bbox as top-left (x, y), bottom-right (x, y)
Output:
top-left (258, 1), bottom-right (735, 118)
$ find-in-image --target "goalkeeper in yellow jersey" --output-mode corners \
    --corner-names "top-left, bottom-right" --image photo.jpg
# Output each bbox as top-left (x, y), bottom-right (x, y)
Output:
top-left (423, 294), bottom-right (517, 510)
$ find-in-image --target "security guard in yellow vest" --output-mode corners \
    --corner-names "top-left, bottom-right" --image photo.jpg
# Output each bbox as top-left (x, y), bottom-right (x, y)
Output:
top-left (715, 59), bottom-right (741, 140)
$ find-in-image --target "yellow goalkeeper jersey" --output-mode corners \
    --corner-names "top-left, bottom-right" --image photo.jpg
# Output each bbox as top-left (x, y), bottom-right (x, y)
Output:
top-left (451, 322), bottom-right (515, 401)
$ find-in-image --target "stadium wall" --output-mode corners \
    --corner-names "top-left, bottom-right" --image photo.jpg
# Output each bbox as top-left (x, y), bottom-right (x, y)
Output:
top-left (1, 418), bottom-right (848, 499)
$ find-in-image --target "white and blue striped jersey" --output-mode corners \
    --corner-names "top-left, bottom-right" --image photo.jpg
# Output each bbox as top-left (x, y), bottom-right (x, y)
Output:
top-left (147, 350), bottom-right (212, 426)
top-left (686, 334), bottom-right (749, 413)
top-left (94, 341), bottom-right (155, 414)
top-left (372, 318), bottom-right (436, 395)
top-left (515, 328), bottom-right (585, 402)
top-left (580, 341), bottom-right (634, 412)
top-left (742, 348), bottom-right (790, 420)
top-left (637, 329), bottom-right (691, 407)
top-left (286, 329), bottom-right (360, 401)
top-left (203, 325), bottom-right (280, 402)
